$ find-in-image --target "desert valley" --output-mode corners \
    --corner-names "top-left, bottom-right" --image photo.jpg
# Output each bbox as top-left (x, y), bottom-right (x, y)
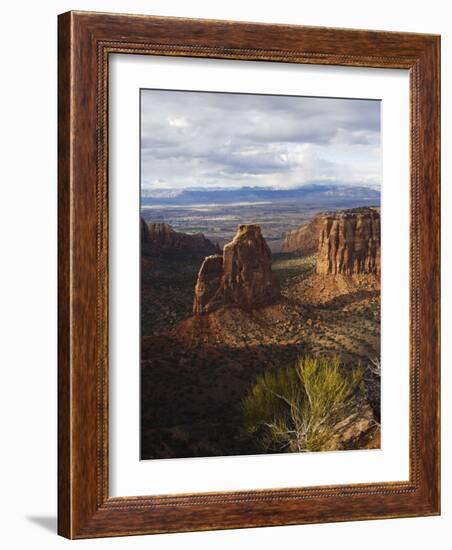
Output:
top-left (140, 193), bottom-right (381, 460)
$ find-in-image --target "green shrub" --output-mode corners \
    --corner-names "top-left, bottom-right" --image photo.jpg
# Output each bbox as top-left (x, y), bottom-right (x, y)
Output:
top-left (242, 356), bottom-right (363, 453)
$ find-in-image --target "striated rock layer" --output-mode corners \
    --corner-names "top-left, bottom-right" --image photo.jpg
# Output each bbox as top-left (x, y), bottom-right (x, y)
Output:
top-left (141, 220), bottom-right (217, 255)
top-left (316, 209), bottom-right (380, 275)
top-left (281, 214), bottom-right (324, 255)
top-left (193, 224), bottom-right (281, 314)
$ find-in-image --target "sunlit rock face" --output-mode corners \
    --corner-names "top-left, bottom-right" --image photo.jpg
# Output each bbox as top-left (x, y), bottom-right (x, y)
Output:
top-left (193, 224), bottom-right (280, 314)
top-left (316, 209), bottom-right (380, 275)
top-left (193, 254), bottom-right (224, 315)
top-left (281, 214), bottom-right (324, 255)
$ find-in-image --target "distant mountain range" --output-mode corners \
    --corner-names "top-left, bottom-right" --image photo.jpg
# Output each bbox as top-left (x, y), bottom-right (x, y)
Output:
top-left (141, 184), bottom-right (380, 208)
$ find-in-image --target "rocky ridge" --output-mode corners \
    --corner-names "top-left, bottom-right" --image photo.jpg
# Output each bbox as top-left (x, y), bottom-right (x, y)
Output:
top-left (141, 220), bottom-right (218, 255)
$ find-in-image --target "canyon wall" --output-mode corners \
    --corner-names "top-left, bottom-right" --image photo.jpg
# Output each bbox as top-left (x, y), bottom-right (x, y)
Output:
top-left (141, 220), bottom-right (218, 255)
top-left (281, 214), bottom-right (324, 255)
top-left (316, 209), bottom-right (380, 275)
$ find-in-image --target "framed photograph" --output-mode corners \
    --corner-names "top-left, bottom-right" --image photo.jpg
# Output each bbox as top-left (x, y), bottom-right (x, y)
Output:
top-left (58, 11), bottom-right (440, 538)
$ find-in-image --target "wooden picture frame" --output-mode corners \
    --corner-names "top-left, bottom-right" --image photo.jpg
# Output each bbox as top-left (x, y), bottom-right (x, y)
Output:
top-left (58, 11), bottom-right (440, 539)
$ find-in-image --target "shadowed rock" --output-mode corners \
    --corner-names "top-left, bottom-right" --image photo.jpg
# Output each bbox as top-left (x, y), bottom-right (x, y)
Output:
top-left (141, 217), bottom-right (150, 242)
top-left (141, 220), bottom-right (217, 254)
top-left (193, 224), bottom-right (281, 314)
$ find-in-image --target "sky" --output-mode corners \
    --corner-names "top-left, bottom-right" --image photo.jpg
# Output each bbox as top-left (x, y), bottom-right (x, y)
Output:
top-left (141, 89), bottom-right (381, 195)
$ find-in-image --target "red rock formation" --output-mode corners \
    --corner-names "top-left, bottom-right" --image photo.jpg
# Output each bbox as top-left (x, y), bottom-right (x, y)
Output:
top-left (147, 222), bottom-right (177, 246)
top-left (141, 220), bottom-right (217, 254)
top-left (316, 209), bottom-right (380, 275)
top-left (326, 404), bottom-right (380, 451)
top-left (281, 214), bottom-right (324, 255)
top-left (192, 224), bottom-right (281, 314)
top-left (193, 255), bottom-right (223, 315)
top-left (222, 224), bottom-right (281, 309)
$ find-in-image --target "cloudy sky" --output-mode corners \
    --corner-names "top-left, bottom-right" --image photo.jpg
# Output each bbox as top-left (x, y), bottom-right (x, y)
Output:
top-left (141, 89), bottom-right (381, 195)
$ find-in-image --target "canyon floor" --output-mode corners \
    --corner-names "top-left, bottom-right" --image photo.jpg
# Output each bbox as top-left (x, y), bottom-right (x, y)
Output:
top-left (140, 245), bottom-right (380, 460)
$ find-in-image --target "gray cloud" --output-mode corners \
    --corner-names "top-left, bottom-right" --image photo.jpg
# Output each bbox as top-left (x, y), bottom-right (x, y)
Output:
top-left (141, 89), bottom-right (381, 192)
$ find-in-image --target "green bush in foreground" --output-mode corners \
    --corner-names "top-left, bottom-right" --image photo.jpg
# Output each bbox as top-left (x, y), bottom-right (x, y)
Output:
top-left (242, 356), bottom-right (363, 453)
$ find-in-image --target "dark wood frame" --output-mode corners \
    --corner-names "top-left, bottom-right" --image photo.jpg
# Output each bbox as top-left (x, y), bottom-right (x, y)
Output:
top-left (58, 10), bottom-right (440, 539)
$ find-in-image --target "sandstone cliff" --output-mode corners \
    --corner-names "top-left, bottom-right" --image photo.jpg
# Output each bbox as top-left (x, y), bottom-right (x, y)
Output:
top-left (193, 224), bottom-right (281, 314)
top-left (192, 255), bottom-right (223, 315)
top-left (281, 214), bottom-right (324, 255)
top-left (141, 220), bottom-right (217, 255)
top-left (316, 209), bottom-right (380, 275)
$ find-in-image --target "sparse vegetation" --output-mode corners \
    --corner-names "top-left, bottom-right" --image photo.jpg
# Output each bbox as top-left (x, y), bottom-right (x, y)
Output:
top-left (272, 253), bottom-right (316, 292)
top-left (140, 206), bottom-right (381, 459)
top-left (242, 356), bottom-right (364, 452)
